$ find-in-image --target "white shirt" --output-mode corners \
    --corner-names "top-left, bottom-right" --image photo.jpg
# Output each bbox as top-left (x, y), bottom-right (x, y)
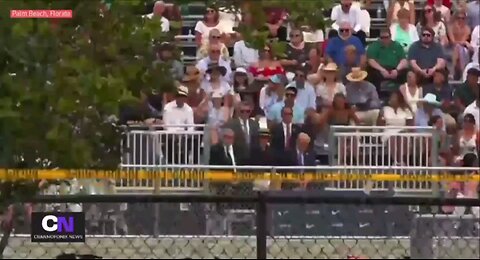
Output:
top-left (233, 40), bottom-right (259, 68)
top-left (195, 57), bottom-right (233, 83)
top-left (143, 13), bottom-right (170, 32)
top-left (470, 25), bottom-right (479, 63)
top-left (464, 101), bottom-right (480, 130)
top-left (330, 4), bottom-right (362, 32)
top-left (194, 21), bottom-right (223, 44)
top-left (239, 118), bottom-right (250, 137)
top-left (383, 106), bottom-right (413, 127)
top-left (259, 85), bottom-right (278, 115)
top-left (282, 122), bottom-right (292, 147)
top-left (201, 80), bottom-right (233, 97)
top-left (224, 145), bottom-right (237, 168)
top-left (162, 101), bottom-right (194, 131)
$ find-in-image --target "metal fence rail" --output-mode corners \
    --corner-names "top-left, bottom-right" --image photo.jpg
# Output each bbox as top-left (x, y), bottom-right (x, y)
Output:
top-left (329, 126), bottom-right (439, 192)
top-left (119, 124), bottom-right (210, 192)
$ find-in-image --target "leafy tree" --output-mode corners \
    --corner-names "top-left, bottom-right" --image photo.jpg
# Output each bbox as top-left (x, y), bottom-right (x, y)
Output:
top-left (0, 0), bottom-right (332, 256)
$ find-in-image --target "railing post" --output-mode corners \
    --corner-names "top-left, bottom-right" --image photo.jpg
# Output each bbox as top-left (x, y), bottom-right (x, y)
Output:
top-left (256, 191), bottom-right (267, 259)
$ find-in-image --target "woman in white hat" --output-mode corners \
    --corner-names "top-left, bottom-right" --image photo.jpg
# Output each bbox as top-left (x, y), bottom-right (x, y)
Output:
top-left (313, 62), bottom-right (347, 108)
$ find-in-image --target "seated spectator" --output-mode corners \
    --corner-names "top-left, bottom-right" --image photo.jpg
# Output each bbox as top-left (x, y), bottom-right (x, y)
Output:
top-left (249, 128), bottom-right (274, 166)
top-left (324, 92), bottom-right (360, 126)
top-left (408, 27), bottom-right (446, 85)
top-left (233, 34), bottom-right (259, 68)
top-left (339, 45), bottom-right (361, 84)
top-left (454, 113), bottom-right (478, 161)
top-left (432, 0), bottom-right (451, 22)
top-left (423, 69), bottom-right (457, 122)
top-left (399, 71), bottom-right (423, 113)
top-left (466, 0), bottom-right (480, 28)
top-left (416, 4), bottom-right (449, 47)
top-left (463, 48), bottom-right (480, 81)
top-left (270, 106), bottom-right (302, 160)
top-left (249, 46), bottom-right (285, 81)
top-left (390, 8), bottom-right (419, 52)
top-left (226, 101), bottom-right (260, 165)
top-left (182, 66), bottom-right (206, 123)
top-left (196, 43), bottom-right (232, 83)
top-left (326, 22), bottom-right (366, 69)
top-left (194, 6), bottom-right (223, 46)
top-left (367, 29), bottom-right (408, 89)
top-left (377, 91), bottom-right (414, 165)
top-left (163, 86), bottom-right (194, 131)
top-left (414, 93), bottom-right (445, 128)
top-left (281, 28), bottom-right (311, 72)
top-left (330, 0), bottom-right (367, 46)
top-left (267, 85), bottom-right (305, 126)
top-left (196, 29), bottom-right (230, 61)
top-left (313, 63), bottom-right (347, 108)
top-left (201, 63), bottom-right (232, 98)
top-left (259, 74), bottom-right (283, 115)
top-left (205, 90), bottom-right (229, 128)
top-left (305, 42), bottom-right (324, 75)
top-left (232, 67), bottom-right (253, 103)
top-left (143, 1), bottom-right (170, 32)
top-left (345, 68), bottom-right (382, 125)
top-left (448, 10), bottom-right (473, 78)
top-left (264, 7), bottom-right (288, 41)
top-left (454, 67), bottom-right (480, 112)
top-left (286, 65), bottom-right (316, 110)
top-left (388, 0), bottom-right (415, 25)
top-left (464, 97), bottom-right (480, 130)
top-left (470, 25), bottom-right (479, 64)
top-left (154, 42), bottom-right (184, 82)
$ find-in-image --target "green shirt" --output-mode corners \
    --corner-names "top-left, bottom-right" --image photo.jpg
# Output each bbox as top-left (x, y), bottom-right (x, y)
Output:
top-left (454, 83), bottom-right (477, 106)
top-left (366, 40), bottom-right (406, 69)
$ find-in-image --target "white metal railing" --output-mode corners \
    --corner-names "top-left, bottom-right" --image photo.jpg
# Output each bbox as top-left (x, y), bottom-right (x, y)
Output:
top-left (120, 124), bottom-right (209, 191)
top-left (329, 126), bottom-right (439, 192)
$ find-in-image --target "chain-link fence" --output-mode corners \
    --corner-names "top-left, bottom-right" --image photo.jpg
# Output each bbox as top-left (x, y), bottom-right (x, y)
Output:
top-left (1, 193), bottom-right (479, 259)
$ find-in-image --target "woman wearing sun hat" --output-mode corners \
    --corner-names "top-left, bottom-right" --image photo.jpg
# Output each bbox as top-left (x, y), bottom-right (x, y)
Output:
top-left (314, 62), bottom-right (347, 108)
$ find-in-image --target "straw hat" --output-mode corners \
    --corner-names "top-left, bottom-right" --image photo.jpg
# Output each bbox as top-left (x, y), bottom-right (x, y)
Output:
top-left (177, 85), bottom-right (189, 96)
top-left (182, 66), bottom-right (201, 82)
top-left (346, 67), bottom-right (368, 82)
top-left (322, 62), bottom-right (338, 72)
top-left (206, 63), bottom-right (227, 76)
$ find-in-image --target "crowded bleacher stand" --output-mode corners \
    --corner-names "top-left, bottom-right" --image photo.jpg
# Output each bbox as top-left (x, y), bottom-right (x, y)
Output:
top-left (122, 0), bottom-right (480, 203)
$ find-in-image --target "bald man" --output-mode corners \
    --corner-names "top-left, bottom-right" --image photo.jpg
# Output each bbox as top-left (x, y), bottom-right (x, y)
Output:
top-left (143, 1), bottom-right (170, 32)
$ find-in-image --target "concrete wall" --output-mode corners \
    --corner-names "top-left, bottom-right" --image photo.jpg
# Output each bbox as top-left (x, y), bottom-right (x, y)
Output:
top-left (2, 235), bottom-right (479, 259)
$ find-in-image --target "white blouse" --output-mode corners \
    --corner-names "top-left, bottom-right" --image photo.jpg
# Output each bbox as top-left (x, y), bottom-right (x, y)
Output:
top-left (201, 80), bottom-right (233, 97)
top-left (315, 82), bottom-right (347, 106)
top-left (194, 21), bottom-right (223, 44)
top-left (383, 106), bottom-right (413, 127)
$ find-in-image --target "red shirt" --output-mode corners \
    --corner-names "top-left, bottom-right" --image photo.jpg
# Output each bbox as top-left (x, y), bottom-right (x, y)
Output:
top-left (249, 66), bottom-right (285, 78)
top-left (427, 0), bottom-right (452, 9)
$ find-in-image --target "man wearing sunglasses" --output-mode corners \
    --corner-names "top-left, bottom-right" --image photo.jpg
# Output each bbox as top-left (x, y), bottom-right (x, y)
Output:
top-left (196, 43), bottom-right (232, 84)
top-left (326, 21), bottom-right (367, 69)
top-left (267, 86), bottom-right (305, 127)
top-left (281, 28), bottom-right (310, 73)
top-left (285, 64), bottom-right (316, 110)
top-left (330, 0), bottom-right (366, 46)
top-left (408, 27), bottom-right (446, 85)
top-left (366, 29), bottom-right (408, 91)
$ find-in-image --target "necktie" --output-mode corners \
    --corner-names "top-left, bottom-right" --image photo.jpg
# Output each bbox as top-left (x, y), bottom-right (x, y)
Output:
top-left (242, 119), bottom-right (250, 146)
top-left (298, 152), bottom-right (304, 166)
top-left (225, 146), bottom-right (231, 163)
top-left (285, 124), bottom-right (291, 149)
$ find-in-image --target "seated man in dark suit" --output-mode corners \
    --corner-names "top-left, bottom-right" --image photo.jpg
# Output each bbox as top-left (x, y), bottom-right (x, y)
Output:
top-left (270, 106), bottom-right (302, 165)
top-left (249, 128), bottom-right (274, 166)
top-left (282, 132), bottom-right (316, 190)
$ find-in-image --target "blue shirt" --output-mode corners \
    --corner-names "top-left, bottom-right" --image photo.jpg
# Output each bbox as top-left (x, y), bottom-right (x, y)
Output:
top-left (326, 36), bottom-right (365, 65)
top-left (267, 101), bottom-right (305, 124)
top-left (414, 108), bottom-right (443, 128)
top-left (286, 81), bottom-right (317, 110)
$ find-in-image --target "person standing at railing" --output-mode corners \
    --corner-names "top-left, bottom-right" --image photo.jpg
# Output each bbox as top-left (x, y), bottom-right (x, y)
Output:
top-left (453, 114), bottom-right (478, 162)
top-left (270, 106), bottom-right (302, 165)
top-left (225, 101), bottom-right (260, 165)
top-left (282, 132), bottom-right (316, 190)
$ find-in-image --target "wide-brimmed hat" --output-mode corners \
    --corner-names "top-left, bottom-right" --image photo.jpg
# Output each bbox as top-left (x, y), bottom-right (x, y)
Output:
top-left (177, 85), bottom-right (189, 96)
top-left (206, 63), bottom-right (227, 76)
top-left (346, 67), bottom-right (368, 82)
top-left (418, 93), bottom-right (441, 106)
top-left (182, 66), bottom-right (201, 82)
top-left (322, 62), bottom-right (338, 72)
top-left (259, 128), bottom-right (271, 137)
top-left (233, 67), bottom-right (254, 84)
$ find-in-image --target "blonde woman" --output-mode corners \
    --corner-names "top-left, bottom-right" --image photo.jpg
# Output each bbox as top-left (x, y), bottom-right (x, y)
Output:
top-left (313, 63), bottom-right (347, 108)
top-left (196, 29), bottom-right (230, 61)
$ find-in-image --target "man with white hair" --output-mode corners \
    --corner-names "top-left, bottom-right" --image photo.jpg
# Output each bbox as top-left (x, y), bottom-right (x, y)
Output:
top-left (326, 21), bottom-right (366, 68)
top-left (330, 0), bottom-right (366, 45)
top-left (143, 1), bottom-right (170, 32)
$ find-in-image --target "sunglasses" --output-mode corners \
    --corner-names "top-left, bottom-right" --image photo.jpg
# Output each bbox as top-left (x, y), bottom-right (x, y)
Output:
top-left (206, 9), bottom-right (215, 13)
top-left (285, 93), bottom-right (296, 97)
top-left (210, 35), bottom-right (221, 39)
top-left (339, 29), bottom-right (350, 33)
top-left (289, 34), bottom-right (301, 38)
top-left (240, 109), bottom-right (251, 113)
top-left (422, 33), bottom-right (432, 37)
top-left (283, 112), bottom-right (293, 116)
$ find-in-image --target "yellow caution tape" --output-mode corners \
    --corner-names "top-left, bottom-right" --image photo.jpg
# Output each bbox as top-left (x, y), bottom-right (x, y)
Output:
top-left (0, 169), bottom-right (479, 182)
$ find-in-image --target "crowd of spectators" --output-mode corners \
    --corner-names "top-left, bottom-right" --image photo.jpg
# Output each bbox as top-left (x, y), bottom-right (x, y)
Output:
top-left (129, 0), bottom-right (480, 172)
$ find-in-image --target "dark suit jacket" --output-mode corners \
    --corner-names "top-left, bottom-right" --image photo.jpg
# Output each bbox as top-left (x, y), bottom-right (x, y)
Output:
top-left (270, 122), bottom-right (301, 156)
top-left (249, 144), bottom-right (274, 166)
top-left (209, 143), bottom-right (239, 166)
top-left (284, 149), bottom-right (316, 167)
top-left (226, 118), bottom-right (260, 165)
